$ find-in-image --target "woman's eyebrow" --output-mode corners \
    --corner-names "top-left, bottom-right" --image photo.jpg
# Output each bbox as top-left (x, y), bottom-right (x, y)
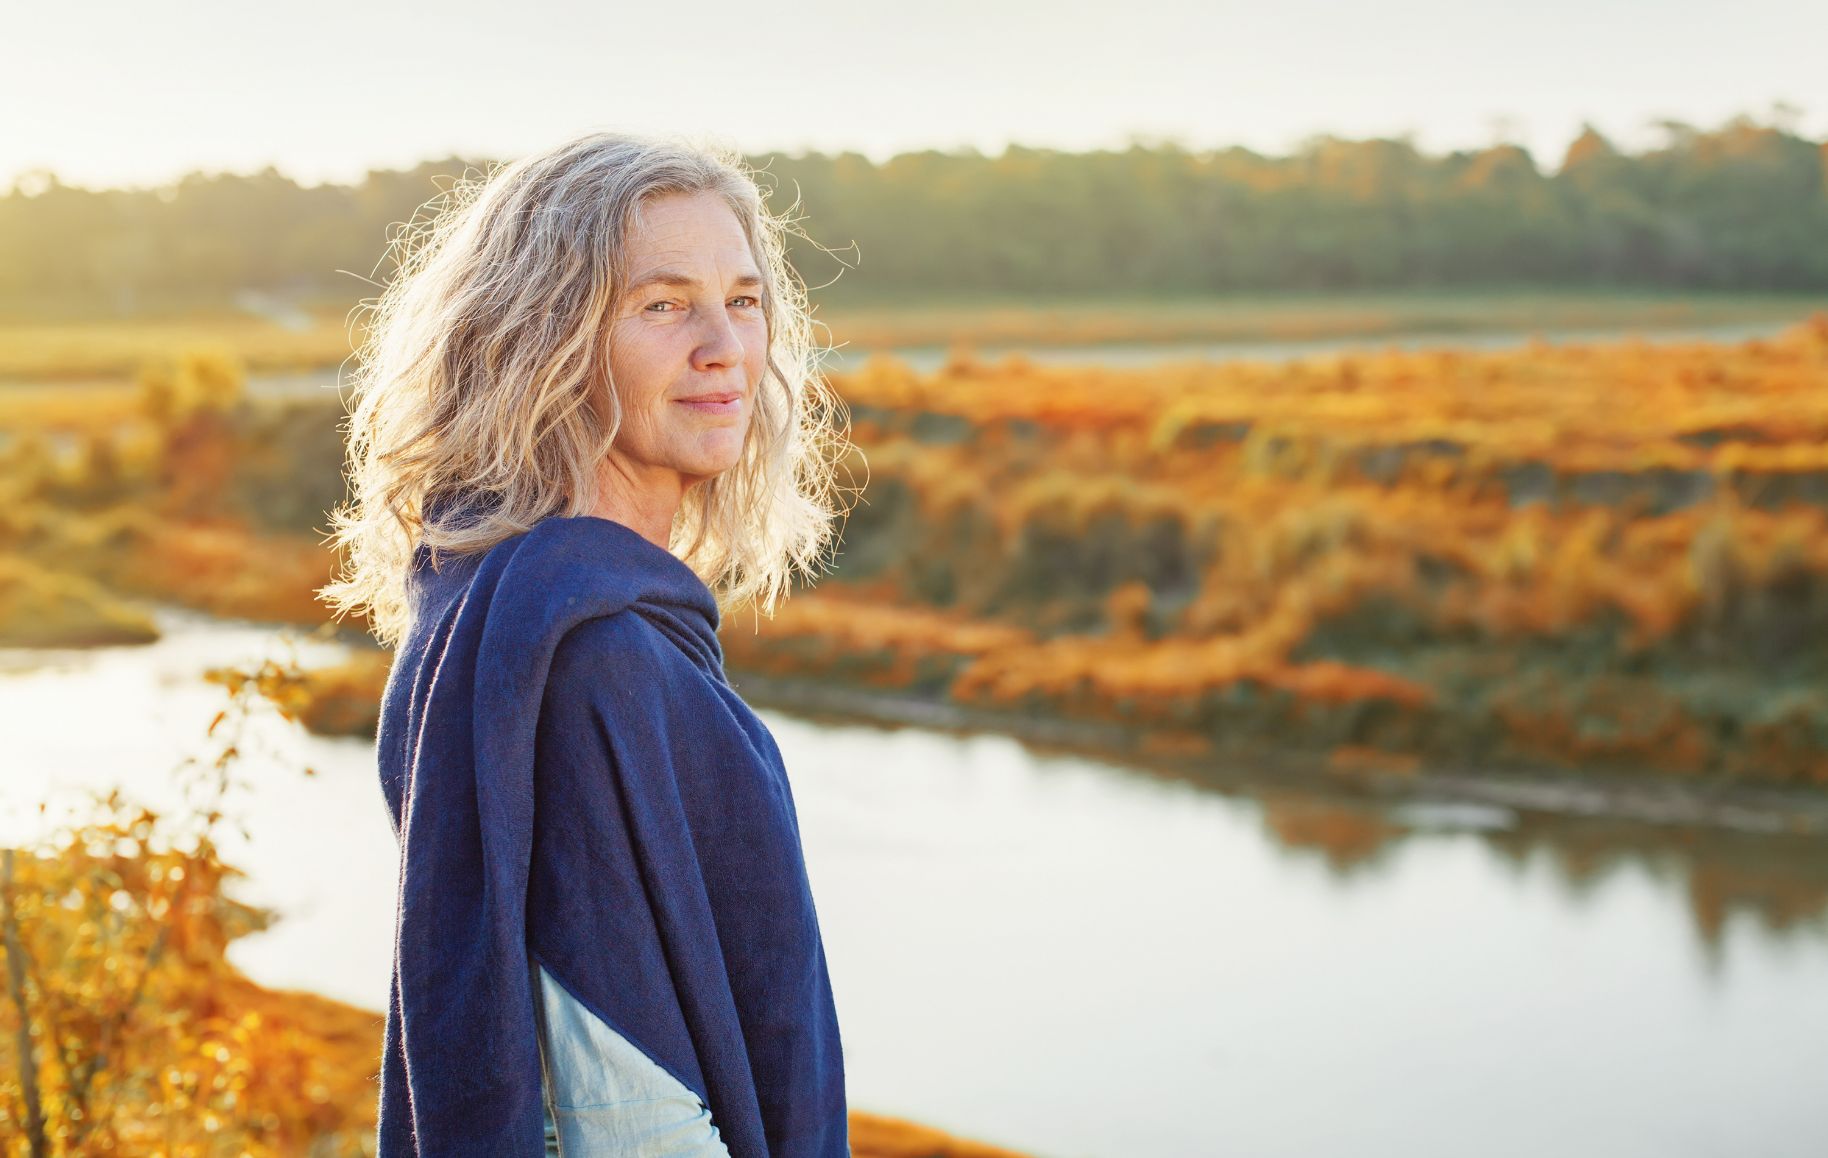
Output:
top-left (626, 267), bottom-right (765, 293)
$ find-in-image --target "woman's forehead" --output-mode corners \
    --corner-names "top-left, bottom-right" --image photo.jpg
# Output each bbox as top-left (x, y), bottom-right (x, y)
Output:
top-left (625, 198), bottom-right (753, 269)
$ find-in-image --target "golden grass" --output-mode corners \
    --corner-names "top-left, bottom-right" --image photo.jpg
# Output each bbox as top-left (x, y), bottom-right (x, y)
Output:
top-left (5, 292), bottom-right (1818, 386)
top-left (0, 381), bottom-right (144, 432)
top-left (0, 315), bottom-right (357, 381)
top-left (5, 503), bottom-right (347, 630)
top-left (817, 292), bottom-right (1824, 351)
top-left (0, 554), bottom-right (160, 647)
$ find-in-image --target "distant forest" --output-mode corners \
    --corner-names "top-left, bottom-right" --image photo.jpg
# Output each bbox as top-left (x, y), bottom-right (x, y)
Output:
top-left (2, 113), bottom-right (1825, 318)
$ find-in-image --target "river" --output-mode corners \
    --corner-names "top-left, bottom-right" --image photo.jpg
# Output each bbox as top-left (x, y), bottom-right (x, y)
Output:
top-left (4, 606), bottom-right (1827, 1158)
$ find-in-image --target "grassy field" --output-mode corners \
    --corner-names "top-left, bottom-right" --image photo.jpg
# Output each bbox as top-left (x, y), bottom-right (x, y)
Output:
top-left (812, 290), bottom-right (1828, 351)
top-left (3, 290), bottom-right (1821, 383)
top-left (6, 315), bottom-right (1828, 812)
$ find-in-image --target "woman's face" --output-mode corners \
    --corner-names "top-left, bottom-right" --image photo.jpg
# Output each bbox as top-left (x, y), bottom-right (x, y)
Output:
top-left (598, 190), bottom-right (768, 504)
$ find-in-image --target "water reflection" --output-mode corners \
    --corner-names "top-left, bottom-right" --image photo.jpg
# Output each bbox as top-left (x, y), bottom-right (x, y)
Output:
top-left (1243, 790), bottom-right (1828, 967)
top-left (776, 712), bottom-right (1828, 1158)
top-left (5, 612), bottom-right (1826, 1158)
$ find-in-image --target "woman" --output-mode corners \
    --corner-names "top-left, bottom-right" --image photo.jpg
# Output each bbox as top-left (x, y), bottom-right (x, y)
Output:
top-left (318, 132), bottom-right (854, 1157)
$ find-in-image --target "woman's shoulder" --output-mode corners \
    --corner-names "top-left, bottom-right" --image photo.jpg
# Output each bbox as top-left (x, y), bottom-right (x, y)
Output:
top-left (549, 610), bottom-right (671, 678)
top-left (544, 608), bottom-right (717, 714)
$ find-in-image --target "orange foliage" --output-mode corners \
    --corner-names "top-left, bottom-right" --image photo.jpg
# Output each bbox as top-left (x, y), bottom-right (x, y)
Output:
top-left (0, 674), bottom-right (370, 1157)
top-left (723, 589), bottom-right (1032, 691)
top-left (5, 502), bottom-right (346, 631)
top-left (769, 316), bottom-right (1828, 782)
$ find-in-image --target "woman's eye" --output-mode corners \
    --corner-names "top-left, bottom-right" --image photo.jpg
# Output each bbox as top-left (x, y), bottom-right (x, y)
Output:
top-left (645, 296), bottom-right (758, 313)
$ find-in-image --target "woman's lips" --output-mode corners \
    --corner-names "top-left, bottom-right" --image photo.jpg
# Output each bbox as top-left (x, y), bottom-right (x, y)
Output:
top-left (675, 395), bottom-right (742, 415)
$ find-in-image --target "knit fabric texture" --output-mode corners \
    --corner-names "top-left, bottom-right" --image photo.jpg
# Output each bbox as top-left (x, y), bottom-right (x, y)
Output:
top-left (374, 510), bottom-right (849, 1157)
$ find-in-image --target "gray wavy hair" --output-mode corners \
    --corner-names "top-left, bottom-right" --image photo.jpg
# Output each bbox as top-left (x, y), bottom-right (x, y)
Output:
top-left (317, 131), bottom-right (854, 649)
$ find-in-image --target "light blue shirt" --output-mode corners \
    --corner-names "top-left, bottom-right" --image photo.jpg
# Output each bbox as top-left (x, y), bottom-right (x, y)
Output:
top-left (531, 958), bottom-right (732, 1156)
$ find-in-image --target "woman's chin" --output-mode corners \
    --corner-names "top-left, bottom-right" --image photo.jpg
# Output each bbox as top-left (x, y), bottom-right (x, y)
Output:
top-left (696, 431), bottom-right (749, 466)
top-left (677, 451), bottom-right (744, 487)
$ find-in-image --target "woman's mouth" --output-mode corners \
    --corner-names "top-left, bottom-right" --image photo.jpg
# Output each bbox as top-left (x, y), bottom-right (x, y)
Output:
top-left (675, 393), bottom-right (742, 416)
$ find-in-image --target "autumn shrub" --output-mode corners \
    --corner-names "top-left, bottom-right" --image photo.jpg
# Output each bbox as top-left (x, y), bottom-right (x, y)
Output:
top-left (0, 660), bottom-right (378, 1158)
top-left (0, 556), bottom-right (158, 648)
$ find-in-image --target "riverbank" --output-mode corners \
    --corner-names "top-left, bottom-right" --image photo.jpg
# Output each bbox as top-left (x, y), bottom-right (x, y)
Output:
top-left (728, 669), bottom-right (1828, 839)
top-left (48, 603), bottom-right (1823, 842)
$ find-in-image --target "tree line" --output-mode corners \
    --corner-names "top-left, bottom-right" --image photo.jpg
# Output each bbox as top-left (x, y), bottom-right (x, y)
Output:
top-left (2, 113), bottom-right (1824, 318)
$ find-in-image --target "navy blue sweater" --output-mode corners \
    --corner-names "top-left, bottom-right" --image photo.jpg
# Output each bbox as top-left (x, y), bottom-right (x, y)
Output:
top-left (373, 512), bottom-right (849, 1156)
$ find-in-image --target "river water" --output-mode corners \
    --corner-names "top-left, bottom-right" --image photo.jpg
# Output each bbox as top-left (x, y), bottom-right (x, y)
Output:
top-left (4, 606), bottom-right (1827, 1158)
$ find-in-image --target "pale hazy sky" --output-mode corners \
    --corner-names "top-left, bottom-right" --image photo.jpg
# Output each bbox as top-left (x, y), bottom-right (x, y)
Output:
top-left (6, 0), bottom-right (1823, 191)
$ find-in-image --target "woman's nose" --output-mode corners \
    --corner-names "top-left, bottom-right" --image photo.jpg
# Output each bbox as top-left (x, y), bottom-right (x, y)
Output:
top-left (691, 307), bottom-right (747, 370)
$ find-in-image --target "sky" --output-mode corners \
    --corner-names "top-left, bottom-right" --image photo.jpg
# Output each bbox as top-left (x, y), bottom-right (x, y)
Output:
top-left (5, 0), bottom-right (1825, 192)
